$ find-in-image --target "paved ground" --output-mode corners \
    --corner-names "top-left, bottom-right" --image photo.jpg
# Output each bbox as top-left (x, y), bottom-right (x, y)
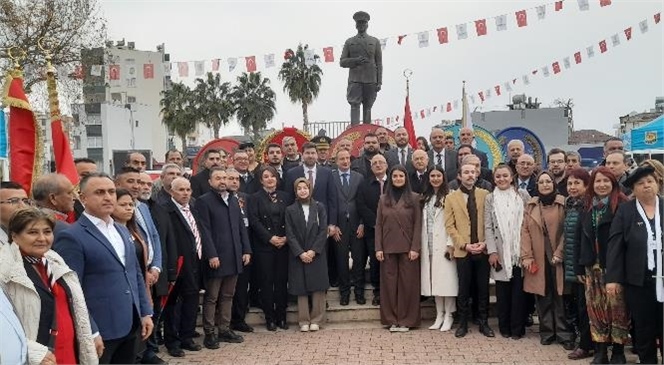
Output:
top-left (159, 319), bottom-right (641, 364)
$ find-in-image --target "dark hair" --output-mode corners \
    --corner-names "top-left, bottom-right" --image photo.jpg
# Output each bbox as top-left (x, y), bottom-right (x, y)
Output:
top-left (74, 157), bottom-right (96, 165)
top-left (606, 150), bottom-right (628, 163)
top-left (79, 172), bottom-right (114, 193)
top-left (115, 166), bottom-right (141, 179)
top-left (113, 188), bottom-right (140, 236)
top-left (8, 208), bottom-right (55, 242)
top-left (203, 149), bottom-right (221, 159)
top-left (566, 167), bottom-right (590, 187)
top-left (165, 149), bottom-right (183, 161)
top-left (535, 171), bottom-right (557, 196)
top-left (421, 165), bottom-right (448, 208)
top-left (457, 144), bottom-right (474, 153)
top-left (267, 143), bottom-right (281, 151)
top-left (584, 166), bottom-right (627, 213)
top-left (384, 165), bottom-right (414, 207)
top-left (546, 148), bottom-right (566, 161)
top-left (364, 132), bottom-right (378, 141)
top-left (259, 165), bottom-right (278, 182)
top-left (0, 181), bottom-right (24, 190)
top-left (603, 137), bottom-right (623, 148)
top-left (115, 188), bottom-right (133, 202)
top-left (301, 142), bottom-right (317, 153)
top-left (416, 136), bottom-right (430, 152)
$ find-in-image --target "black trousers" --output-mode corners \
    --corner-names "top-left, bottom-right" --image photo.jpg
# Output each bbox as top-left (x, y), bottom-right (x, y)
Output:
top-left (231, 262), bottom-right (251, 325)
top-left (163, 282), bottom-right (199, 350)
top-left (574, 282), bottom-right (593, 351)
top-left (457, 254), bottom-right (490, 322)
top-left (625, 280), bottom-right (663, 365)
top-left (255, 248), bottom-right (289, 322)
top-left (100, 312), bottom-right (140, 364)
top-left (143, 287), bottom-right (162, 360)
top-left (358, 231), bottom-right (380, 297)
top-left (536, 260), bottom-right (573, 342)
top-left (327, 237), bottom-right (338, 286)
top-left (335, 218), bottom-right (365, 297)
top-left (495, 266), bottom-right (527, 336)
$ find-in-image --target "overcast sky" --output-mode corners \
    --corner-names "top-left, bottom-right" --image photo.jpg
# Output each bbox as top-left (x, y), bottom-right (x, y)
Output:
top-left (100, 0), bottom-right (663, 139)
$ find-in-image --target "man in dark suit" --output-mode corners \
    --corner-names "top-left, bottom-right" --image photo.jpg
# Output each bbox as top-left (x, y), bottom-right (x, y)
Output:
top-left (351, 132), bottom-right (381, 178)
top-left (356, 154), bottom-right (388, 306)
top-left (232, 150), bottom-right (257, 194)
top-left (196, 168), bottom-right (251, 349)
top-left (190, 149), bottom-right (224, 198)
top-left (281, 136), bottom-right (302, 172)
top-left (152, 164), bottom-right (182, 205)
top-left (385, 127), bottom-right (414, 172)
top-left (162, 177), bottom-right (205, 357)
top-left (312, 135), bottom-right (335, 169)
top-left (409, 149), bottom-right (429, 194)
top-left (73, 158), bottom-right (98, 220)
top-left (264, 143), bottom-right (286, 190)
top-left (459, 127), bottom-right (489, 168)
top-left (331, 149), bottom-right (366, 305)
top-left (54, 173), bottom-right (153, 364)
top-left (516, 154), bottom-right (538, 197)
top-left (428, 128), bottom-right (458, 183)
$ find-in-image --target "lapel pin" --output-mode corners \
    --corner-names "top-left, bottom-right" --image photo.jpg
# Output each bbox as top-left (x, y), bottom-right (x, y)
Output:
top-left (637, 222), bottom-right (644, 227)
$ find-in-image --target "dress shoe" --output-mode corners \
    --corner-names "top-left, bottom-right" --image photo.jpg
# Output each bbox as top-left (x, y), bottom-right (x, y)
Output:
top-left (540, 337), bottom-right (555, 345)
top-left (167, 348), bottom-right (185, 358)
top-left (511, 335), bottom-right (523, 340)
top-left (355, 296), bottom-right (366, 305)
top-left (567, 348), bottom-right (593, 360)
top-left (203, 334), bottom-right (220, 350)
top-left (478, 322), bottom-right (495, 337)
top-left (141, 355), bottom-right (166, 364)
top-left (277, 320), bottom-right (289, 330)
top-left (389, 325), bottom-right (399, 332)
top-left (266, 321), bottom-right (277, 331)
top-left (591, 343), bottom-right (609, 364)
top-left (500, 332), bottom-right (511, 338)
top-left (561, 341), bottom-right (576, 351)
top-left (193, 331), bottom-right (202, 338)
top-left (309, 323), bottom-right (320, 331)
top-left (371, 296), bottom-right (380, 306)
top-left (609, 344), bottom-right (626, 364)
top-left (340, 296), bottom-right (350, 306)
top-left (181, 341), bottom-right (202, 352)
top-left (218, 329), bottom-right (244, 343)
top-left (455, 322), bottom-right (469, 338)
top-left (525, 314), bottom-right (534, 327)
top-left (231, 322), bottom-right (254, 333)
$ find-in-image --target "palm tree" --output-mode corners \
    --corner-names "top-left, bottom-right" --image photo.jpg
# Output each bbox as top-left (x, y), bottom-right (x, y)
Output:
top-left (193, 72), bottom-right (235, 139)
top-left (160, 82), bottom-right (197, 150)
top-left (278, 44), bottom-right (323, 131)
top-left (231, 72), bottom-right (276, 141)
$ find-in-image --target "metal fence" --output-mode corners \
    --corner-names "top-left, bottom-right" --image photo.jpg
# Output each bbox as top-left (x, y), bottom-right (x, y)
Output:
top-left (306, 121), bottom-right (351, 139)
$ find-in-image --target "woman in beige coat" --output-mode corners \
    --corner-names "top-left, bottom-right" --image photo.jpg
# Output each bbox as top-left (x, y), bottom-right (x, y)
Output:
top-left (0, 209), bottom-right (98, 365)
top-left (521, 171), bottom-right (574, 350)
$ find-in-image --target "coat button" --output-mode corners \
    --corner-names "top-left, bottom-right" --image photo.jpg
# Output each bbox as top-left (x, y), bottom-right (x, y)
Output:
top-left (125, 290), bottom-right (130, 294)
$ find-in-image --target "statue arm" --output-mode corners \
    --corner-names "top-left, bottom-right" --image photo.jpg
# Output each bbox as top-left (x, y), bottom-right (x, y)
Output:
top-left (375, 39), bottom-right (383, 86)
top-left (339, 41), bottom-right (356, 68)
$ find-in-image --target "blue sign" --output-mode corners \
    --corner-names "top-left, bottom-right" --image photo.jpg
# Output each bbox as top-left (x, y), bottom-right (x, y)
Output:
top-left (443, 125), bottom-right (503, 168)
top-left (0, 111), bottom-right (6, 158)
top-left (496, 126), bottom-right (547, 169)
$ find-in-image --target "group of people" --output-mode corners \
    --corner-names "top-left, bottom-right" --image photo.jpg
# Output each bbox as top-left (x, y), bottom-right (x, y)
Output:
top-left (0, 126), bottom-right (662, 365)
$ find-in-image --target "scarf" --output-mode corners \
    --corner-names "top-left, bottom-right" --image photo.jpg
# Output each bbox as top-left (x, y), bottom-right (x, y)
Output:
top-left (539, 192), bottom-right (556, 206)
top-left (460, 185), bottom-right (478, 244)
top-left (493, 188), bottom-right (524, 278)
top-left (636, 198), bottom-right (663, 302)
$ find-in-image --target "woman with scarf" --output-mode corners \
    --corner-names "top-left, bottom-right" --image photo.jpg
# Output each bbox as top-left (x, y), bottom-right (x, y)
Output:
top-left (575, 167), bottom-right (629, 364)
top-left (606, 166), bottom-right (664, 364)
top-left (375, 165), bottom-right (422, 332)
top-left (420, 166), bottom-right (457, 332)
top-left (0, 208), bottom-right (98, 365)
top-left (562, 168), bottom-right (594, 361)
top-left (484, 163), bottom-right (531, 339)
top-left (521, 171), bottom-right (575, 350)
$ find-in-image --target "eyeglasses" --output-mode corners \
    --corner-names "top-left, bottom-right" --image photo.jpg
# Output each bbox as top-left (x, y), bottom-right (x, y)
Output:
top-left (0, 197), bottom-right (34, 206)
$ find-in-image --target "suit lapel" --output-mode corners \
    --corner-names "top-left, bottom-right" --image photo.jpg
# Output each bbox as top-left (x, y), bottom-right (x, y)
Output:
top-left (306, 202), bottom-right (318, 236)
top-left (23, 261), bottom-right (52, 297)
top-left (79, 216), bottom-right (124, 266)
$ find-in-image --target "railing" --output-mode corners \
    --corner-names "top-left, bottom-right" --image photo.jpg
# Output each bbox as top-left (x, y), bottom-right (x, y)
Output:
top-left (306, 121), bottom-right (351, 139)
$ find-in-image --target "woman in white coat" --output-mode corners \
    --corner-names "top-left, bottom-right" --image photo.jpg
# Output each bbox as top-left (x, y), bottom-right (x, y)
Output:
top-left (420, 166), bottom-right (458, 331)
top-left (484, 163), bottom-right (531, 340)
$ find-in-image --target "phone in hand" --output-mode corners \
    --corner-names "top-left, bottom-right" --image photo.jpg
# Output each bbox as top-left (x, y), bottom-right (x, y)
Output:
top-left (529, 262), bottom-right (539, 274)
top-left (494, 262), bottom-right (503, 272)
top-left (444, 252), bottom-right (452, 261)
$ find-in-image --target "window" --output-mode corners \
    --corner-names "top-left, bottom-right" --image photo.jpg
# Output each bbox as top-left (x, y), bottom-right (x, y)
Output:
top-left (87, 136), bottom-right (103, 148)
top-left (73, 136), bottom-right (81, 150)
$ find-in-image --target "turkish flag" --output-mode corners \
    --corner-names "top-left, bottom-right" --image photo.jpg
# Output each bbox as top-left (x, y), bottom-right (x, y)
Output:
top-left (109, 64), bottom-right (120, 80)
top-left (599, 40), bottom-right (607, 53)
top-left (397, 35), bottom-right (407, 45)
top-left (478, 91), bottom-right (485, 102)
top-left (475, 19), bottom-right (487, 36)
top-left (143, 63), bottom-right (154, 79)
top-left (402, 97), bottom-right (417, 147)
top-left (323, 47), bottom-right (334, 62)
top-left (555, 1), bottom-right (563, 11)
top-left (600, 0), bottom-right (611, 6)
top-left (211, 59), bottom-right (220, 71)
top-left (516, 10), bottom-right (528, 27)
top-left (437, 27), bottom-right (449, 44)
top-left (419, 110), bottom-right (425, 119)
top-left (245, 56), bottom-right (256, 72)
top-left (552, 62), bottom-right (561, 74)
top-left (574, 52), bottom-right (582, 64)
top-left (624, 27), bottom-right (633, 40)
top-left (655, 13), bottom-right (661, 24)
top-left (494, 85), bottom-right (501, 96)
top-left (446, 102), bottom-right (452, 112)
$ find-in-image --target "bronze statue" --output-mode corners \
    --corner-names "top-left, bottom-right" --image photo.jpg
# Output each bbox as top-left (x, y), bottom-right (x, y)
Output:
top-left (340, 11), bottom-right (383, 125)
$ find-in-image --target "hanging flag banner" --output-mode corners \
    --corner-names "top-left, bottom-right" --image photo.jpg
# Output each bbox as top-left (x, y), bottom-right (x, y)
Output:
top-left (611, 33), bottom-right (620, 47)
top-left (245, 56), bottom-right (257, 72)
top-left (264, 53), bottom-right (275, 68)
top-left (228, 57), bottom-right (238, 72)
top-left (178, 62), bottom-right (189, 77)
top-left (304, 49), bottom-right (316, 66)
top-left (537, 5), bottom-right (547, 20)
top-left (323, 47), bottom-right (335, 62)
top-left (143, 63), bottom-right (154, 79)
top-left (563, 56), bottom-right (571, 69)
top-left (109, 64), bottom-right (120, 80)
top-left (475, 19), bottom-right (487, 36)
top-left (211, 58), bottom-right (220, 71)
top-left (552, 61), bottom-right (561, 74)
top-left (437, 27), bottom-right (449, 43)
top-left (578, 0), bottom-right (590, 11)
top-left (516, 10), bottom-right (528, 27)
top-left (624, 27), bottom-right (633, 40)
top-left (418, 31), bottom-right (430, 47)
top-left (194, 61), bottom-right (205, 76)
top-left (495, 14), bottom-right (507, 31)
top-left (90, 64), bottom-right (103, 77)
top-left (456, 23), bottom-right (468, 40)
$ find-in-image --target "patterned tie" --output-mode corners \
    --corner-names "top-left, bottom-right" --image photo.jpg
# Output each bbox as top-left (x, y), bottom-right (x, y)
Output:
top-left (379, 179), bottom-right (385, 194)
top-left (24, 256), bottom-right (54, 289)
top-left (519, 182), bottom-right (527, 189)
top-left (342, 173), bottom-right (349, 188)
top-left (308, 169), bottom-right (314, 188)
top-left (437, 153), bottom-right (443, 168)
top-left (181, 205), bottom-right (202, 259)
top-left (400, 149), bottom-right (406, 165)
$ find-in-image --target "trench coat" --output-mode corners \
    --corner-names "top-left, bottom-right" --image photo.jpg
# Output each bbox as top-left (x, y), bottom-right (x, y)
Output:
top-left (420, 197), bottom-right (458, 297)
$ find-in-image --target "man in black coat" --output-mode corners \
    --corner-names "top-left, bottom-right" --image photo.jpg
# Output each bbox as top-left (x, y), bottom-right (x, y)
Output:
top-left (351, 132), bottom-right (381, 178)
top-left (428, 128), bottom-right (458, 183)
top-left (190, 149), bottom-right (225, 198)
top-left (232, 150), bottom-right (258, 194)
top-left (515, 154), bottom-right (538, 197)
top-left (195, 168), bottom-right (251, 349)
top-left (161, 177), bottom-right (205, 357)
top-left (409, 149), bottom-right (430, 194)
top-left (356, 154), bottom-right (388, 306)
top-left (459, 127), bottom-right (489, 168)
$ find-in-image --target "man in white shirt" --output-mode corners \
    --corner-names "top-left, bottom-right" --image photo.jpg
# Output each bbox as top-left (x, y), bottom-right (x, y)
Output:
top-left (385, 127), bottom-right (414, 172)
top-left (516, 154), bottom-right (537, 197)
top-left (427, 128), bottom-right (457, 182)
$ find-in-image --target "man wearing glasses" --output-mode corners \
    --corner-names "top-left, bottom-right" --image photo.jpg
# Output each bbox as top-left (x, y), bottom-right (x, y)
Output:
top-left (0, 181), bottom-right (31, 245)
top-left (547, 148), bottom-right (568, 196)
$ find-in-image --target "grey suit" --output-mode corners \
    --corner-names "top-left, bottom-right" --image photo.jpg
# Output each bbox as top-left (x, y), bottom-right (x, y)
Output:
top-left (385, 146), bottom-right (414, 172)
top-left (428, 148), bottom-right (458, 182)
top-left (331, 169), bottom-right (365, 298)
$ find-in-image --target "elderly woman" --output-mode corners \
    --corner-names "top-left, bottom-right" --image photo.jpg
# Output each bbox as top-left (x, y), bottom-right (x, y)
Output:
top-left (640, 159), bottom-right (664, 195)
top-left (576, 167), bottom-right (630, 364)
top-left (485, 163), bottom-right (531, 339)
top-left (0, 208), bottom-right (98, 365)
top-left (521, 171), bottom-right (574, 350)
top-left (606, 166), bottom-right (663, 365)
top-left (285, 178), bottom-right (329, 332)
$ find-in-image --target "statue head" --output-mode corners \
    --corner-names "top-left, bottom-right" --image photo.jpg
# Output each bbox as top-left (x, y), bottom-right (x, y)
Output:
top-left (353, 11), bottom-right (370, 34)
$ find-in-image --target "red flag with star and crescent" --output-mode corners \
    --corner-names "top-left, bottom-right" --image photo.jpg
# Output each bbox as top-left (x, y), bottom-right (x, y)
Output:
top-left (403, 96), bottom-right (417, 148)
top-left (46, 66), bottom-right (79, 187)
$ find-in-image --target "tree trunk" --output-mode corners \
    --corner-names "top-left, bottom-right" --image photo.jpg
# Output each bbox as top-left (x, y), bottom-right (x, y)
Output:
top-left (302, 102), bottom-right (309, 132)
top-left (214, 124), bottom-right (220, 139)
top-left (180, 135), bottom-right (187, 151)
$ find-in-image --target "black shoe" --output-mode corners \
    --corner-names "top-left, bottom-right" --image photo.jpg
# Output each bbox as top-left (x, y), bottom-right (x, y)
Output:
top-left (500, 332), bottom-right (511, 338)
top-left (156, 331), bottom-right (165, 346)
top-left (511, 335), bottom-right (523, 340)
top-left (591, 343), bottom-right (609, 364)
top-left (141, 355), bottom-right (166, 364)
top-left (562, 341), bottom-right (576, 351)
top-left (610, 344), bottom-right (626, 364)
top-left (231, 322), bottom-right (254, 333)
top-left (479, 322), bottom-right (495, 337)
top-left (277, 320), bottom-right (289, 330)
top-left (455, 322), bottom-right (469, 338)
top-left (203, 334), bottom-right (220, 350)
top-left (525, 314), bottom-right (534, 327)
top-left (472, 317), bottom-right (481, 325)
top-left (372, 296), bottom-right (380, 306)
top-left (167, 348), bottom-right (185, 357)
top-left (192, 330), bottom-right (202, 338)
top-left (355, 295), bottom-right (366, 305)
top-left (266, 321), bottom-right (277, 331)
top-left (181, 341), bottom-right (202, 351)
top-left (540, 337), bottom-right (555, 345)
top-left (340, 295), bottom-right (350, 306)
top-left (218, 329), bottom-right (244, 343)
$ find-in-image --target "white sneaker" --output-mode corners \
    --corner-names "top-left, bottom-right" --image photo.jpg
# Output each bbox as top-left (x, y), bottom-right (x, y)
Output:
top-left (397, 326), bottom-right (410, 332)
top-left (300, 324), bottom-right (309, 332)
top-left (309, 323), bottom-right (319, 331)
top-left (440, 314), bottom-right (454, 332)
top-left (389, 325), bottom-right (399, 332)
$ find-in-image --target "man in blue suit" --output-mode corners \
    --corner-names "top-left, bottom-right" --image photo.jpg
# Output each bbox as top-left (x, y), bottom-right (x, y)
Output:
top-left (55, 173), bottom-right (153, 364)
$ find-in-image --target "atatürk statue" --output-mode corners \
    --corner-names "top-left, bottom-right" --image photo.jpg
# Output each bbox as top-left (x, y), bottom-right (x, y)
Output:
top-left (340, 11), bottom-right (383, 125)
